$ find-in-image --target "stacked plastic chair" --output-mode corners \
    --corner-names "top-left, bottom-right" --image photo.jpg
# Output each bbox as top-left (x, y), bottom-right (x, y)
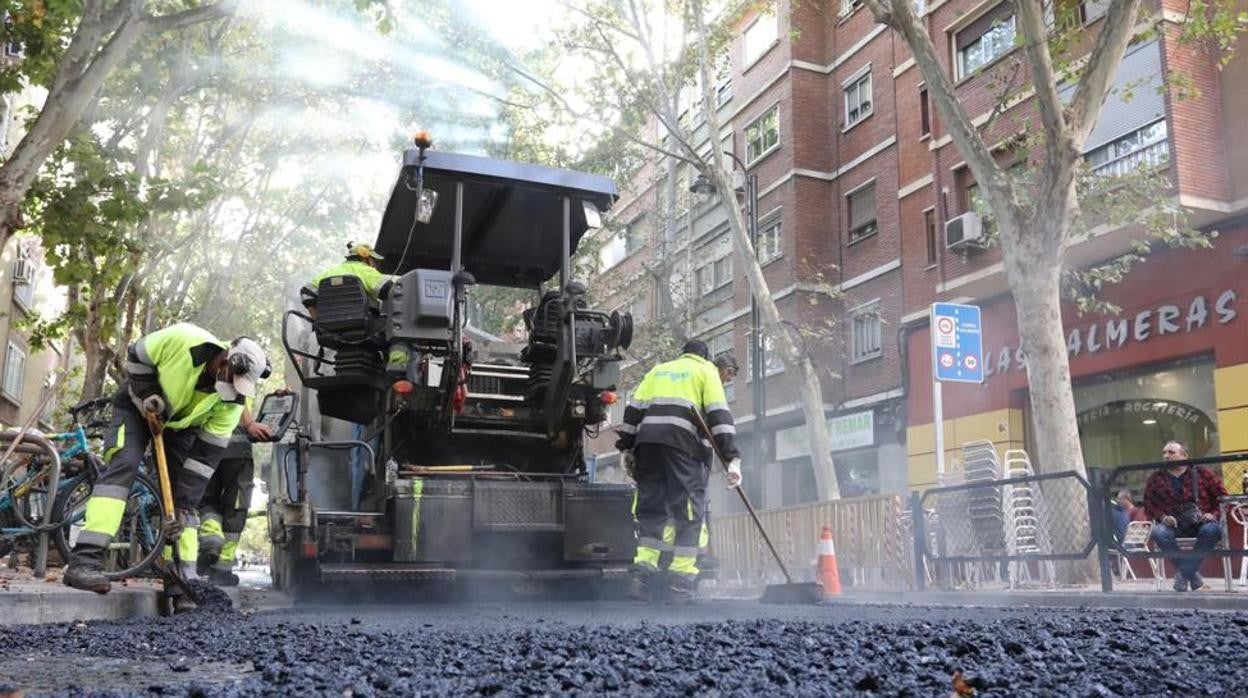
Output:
top-left (1002, 449), bottom-right (1056, 588)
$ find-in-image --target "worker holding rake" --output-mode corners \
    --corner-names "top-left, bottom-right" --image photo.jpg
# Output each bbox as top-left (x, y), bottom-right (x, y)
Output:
top-left (617, 340), bottom-right (741, 604)
top-left (63, 323), bottom-right (268, 613)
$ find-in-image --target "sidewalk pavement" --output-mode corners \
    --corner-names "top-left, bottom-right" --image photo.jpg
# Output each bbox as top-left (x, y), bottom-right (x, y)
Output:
top-left (0, 568), bottom-right (289, 625)
top-left (704, 579), bottom-right (1248, 611)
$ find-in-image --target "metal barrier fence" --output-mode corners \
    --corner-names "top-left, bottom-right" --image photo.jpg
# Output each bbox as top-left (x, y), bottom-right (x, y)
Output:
top-left (709, 493), bottom-right (912, 589)
top-left (911, 470), bottom-right (1095, 590)
top-left (709, 452), bottom-right (1248, 594)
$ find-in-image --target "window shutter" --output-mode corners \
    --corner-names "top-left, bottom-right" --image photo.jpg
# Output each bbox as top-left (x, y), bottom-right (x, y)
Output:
top-left (956, 1), bottom-right (1015, 50)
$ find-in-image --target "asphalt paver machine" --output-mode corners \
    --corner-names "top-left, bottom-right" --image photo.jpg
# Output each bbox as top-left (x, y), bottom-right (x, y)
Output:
top-left (266, 142), bottom-right (636, 597)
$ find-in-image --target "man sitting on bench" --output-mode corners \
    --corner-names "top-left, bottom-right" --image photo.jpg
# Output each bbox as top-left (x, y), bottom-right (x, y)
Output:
top-left (1143, 440), bottom-right (1227, 592)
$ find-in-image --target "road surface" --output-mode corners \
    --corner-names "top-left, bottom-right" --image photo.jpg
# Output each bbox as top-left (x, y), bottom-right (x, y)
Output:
top-left (2, 595), bottom-right (1246, 695)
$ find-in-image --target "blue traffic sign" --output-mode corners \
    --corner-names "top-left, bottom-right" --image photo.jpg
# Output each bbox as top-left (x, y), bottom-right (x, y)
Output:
top-left (930, 302), bottom-right (984, 384)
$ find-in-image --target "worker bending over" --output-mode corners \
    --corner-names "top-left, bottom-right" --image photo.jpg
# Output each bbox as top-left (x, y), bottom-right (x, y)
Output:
top-left (64, 323), bottom-right (267, 612)
top-left (617, 340), bottom-right (741, 604)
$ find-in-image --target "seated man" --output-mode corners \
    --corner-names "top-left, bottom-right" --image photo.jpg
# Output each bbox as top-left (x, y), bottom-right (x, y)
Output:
top-left (1143, 440), bottom-right (1227, 591)
top-left (302, 242), bottom-right (395, 311)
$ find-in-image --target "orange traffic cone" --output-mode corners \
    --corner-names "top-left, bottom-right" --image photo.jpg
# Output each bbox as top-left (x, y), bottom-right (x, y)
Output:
top-left (817, 526), bottom-right (842, 597)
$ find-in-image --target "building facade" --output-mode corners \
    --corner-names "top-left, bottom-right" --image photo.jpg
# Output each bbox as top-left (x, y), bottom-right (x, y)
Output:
top-left (591, 0), bottom-right (1248, 508)
top-left (1, 48), bottom-right (71, 429)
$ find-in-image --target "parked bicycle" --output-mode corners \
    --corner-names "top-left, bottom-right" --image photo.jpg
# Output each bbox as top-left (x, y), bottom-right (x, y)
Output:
top-left (0, 397), bottom-right (168, 578)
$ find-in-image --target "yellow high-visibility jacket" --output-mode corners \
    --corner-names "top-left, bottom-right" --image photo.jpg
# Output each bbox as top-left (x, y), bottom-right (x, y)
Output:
top-left (615, 353), bottom-right (739, 461)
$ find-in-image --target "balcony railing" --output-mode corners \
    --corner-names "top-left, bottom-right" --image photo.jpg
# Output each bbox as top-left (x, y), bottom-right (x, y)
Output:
top-left (1089, 140), bottom-right (1169, 178)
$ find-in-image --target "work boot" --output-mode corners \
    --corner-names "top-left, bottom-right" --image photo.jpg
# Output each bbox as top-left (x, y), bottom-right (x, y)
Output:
top-left (196, 552), bottom-right (219, 577)
top-left (627, 565), bottom-right (654, 603)
top-left (667, 573), bottom-right (698, 605)
top-left (63, 546), bottom-right (111, 594)
top-left (208, 568), bottom-right (240, 587)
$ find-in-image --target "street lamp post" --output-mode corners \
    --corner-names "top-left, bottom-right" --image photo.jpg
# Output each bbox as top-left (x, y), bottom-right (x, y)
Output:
top-left (691, 155), bottom-right (763, 477)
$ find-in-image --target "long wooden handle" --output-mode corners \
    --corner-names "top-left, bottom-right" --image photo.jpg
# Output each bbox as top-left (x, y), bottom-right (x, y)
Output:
top-left (144, 414), bottom-right (176, 523)
top-left (690, 409), bottom-right (795, 584)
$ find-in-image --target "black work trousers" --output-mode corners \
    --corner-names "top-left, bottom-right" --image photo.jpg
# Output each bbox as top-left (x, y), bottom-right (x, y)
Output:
top-left (633, 443), bottom-right (708, 578)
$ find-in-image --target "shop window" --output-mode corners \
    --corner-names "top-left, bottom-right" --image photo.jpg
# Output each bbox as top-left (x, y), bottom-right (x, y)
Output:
top-left (847, 182), bottom-right (877, 241)
top-left (1073, 358), bottom-right (1218, 487)
top-left (2, 342), bottom-right (25, 403)
top-left (851, 301), bottom-right (882, 362)
top-left (834, 448), bottom-right (880, 498)
top-left (955, 3), bottom-right (1017, 80)
top-left (743, 10), bottom-right (777, 66)
top-left (843, 67), bottom-right (873, 128)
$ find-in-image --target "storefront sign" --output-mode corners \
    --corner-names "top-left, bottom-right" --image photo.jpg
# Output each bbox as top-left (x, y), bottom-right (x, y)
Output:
top-left (829, 410), bottom-right (874, 451)
top-left (773, 409), bottom-right (875, 460)
top-left (983, 289), bottom-right (1239, 379)
top-left (1077, 399), bottom-right (1208, 427)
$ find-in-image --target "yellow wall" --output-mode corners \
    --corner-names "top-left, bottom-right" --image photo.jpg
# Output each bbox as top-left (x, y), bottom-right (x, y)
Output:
top-left (1215, 363), bottom-right (1248, 493)
top-left (906, 408), bottom-right (1026, 489)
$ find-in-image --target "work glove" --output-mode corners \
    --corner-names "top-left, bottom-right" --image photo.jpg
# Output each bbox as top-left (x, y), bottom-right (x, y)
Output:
top-left (163, 515), bottom-right (185, 543)
top-left (621, 450), bottom-right (635, 480)
top-left (132, 392), bottom-right (167, 422)
top-left (725, 458), bottom-right (742, 489)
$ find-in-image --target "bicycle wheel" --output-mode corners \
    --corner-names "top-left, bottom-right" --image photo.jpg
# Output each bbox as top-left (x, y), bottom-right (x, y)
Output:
top-left (52, 473), bottom-right (167, 580)
top-left (1, 456), bottom-right (63, 533)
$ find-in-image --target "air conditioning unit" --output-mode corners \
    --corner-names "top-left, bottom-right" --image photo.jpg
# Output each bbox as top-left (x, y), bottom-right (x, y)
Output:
top-left (945, 211), bottom-right (986, 251)
top-left (12, 258), bottom-right (32, 283)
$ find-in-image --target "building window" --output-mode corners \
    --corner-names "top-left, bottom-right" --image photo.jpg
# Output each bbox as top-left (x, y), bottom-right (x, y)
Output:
top-left (847, 182), bottom-right (877, 241)
top-left (843, 67), bottom-right (873, 128)
top-left (924, 208), bottom-right (938, 266)
top-left (964, 179), bottom-right (997, 235)
top-left (12, 246), bottom-right (34, 311)
top-left (3, 342), bottom-right (25, 403)
top-left (1081, 0), bottom-right (1110, 22)
top-left (955, 4), bottom-right (1017, 79)
top-left (695, 255), bottom-right (732, 297)
top-left (758, 218), bottom-right (781, 263)
top-left (747, 332), bottom-right (785, 378)
top-left (1086, 120), bottom-right (1169, 177)
top-left (839, 0), bottom-right (863, 17)
top-left (851, 302), bottom-right (882, 362)
top-left (708, 332), bottom-right (735, 401)
top-left (744, 106), bottom-right (779, 164)
top-left (918, 86), bottom-right (931, 138)
top-left (743, 10), bottom-right (777, 66)
top-left (598, 222), bottom-right (642, 271)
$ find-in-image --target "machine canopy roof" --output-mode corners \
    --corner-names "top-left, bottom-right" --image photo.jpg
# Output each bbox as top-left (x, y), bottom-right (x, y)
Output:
top-left (375, 149), bottom-right (618, 288)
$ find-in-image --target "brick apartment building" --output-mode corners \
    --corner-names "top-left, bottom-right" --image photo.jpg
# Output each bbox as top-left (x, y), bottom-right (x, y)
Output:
top-left (588, 0), bottom-right (1248, 509)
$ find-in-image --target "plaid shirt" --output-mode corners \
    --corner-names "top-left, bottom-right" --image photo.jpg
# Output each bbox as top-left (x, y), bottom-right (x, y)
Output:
top-left (1142, 466), bottom-right (1227, 522)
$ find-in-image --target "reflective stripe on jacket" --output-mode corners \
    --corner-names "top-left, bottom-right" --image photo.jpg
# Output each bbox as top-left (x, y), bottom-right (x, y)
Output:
top-left (307, 260), bottom-right (390, 301)
top-left (615, 353), bottom-right (739, 461)
top-left (126, 323), bottom-right (244, 474)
